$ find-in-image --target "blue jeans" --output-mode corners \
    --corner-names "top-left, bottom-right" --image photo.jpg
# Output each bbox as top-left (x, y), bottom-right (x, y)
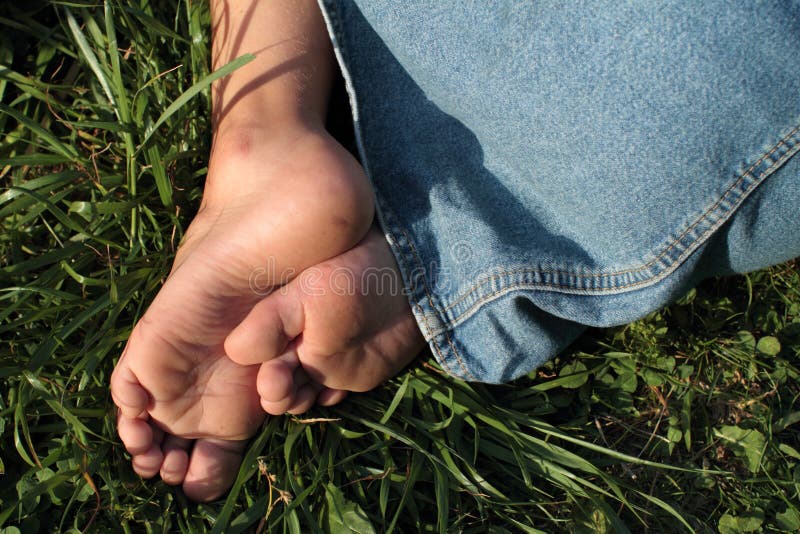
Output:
top-left (319, 1), bottom-right (800, 382)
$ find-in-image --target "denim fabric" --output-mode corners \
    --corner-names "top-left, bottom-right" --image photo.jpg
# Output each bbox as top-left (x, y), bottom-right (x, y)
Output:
top-left (318, 1), bottom-right (800, 382)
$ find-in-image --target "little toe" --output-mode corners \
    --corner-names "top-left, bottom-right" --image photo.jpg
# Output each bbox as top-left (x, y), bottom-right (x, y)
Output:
top-left (256, 354), bottom-right (297, 402)
top-left (160, 436), bottom-right (191, 486)
top-left (256, 349), bottom-right (307, 416)
top-left (182, 438), bottom-right (248, 502)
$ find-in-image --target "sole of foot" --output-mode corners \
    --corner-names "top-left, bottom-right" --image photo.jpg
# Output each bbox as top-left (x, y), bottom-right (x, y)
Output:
top-left (225, 226), bottom-right (426, 415)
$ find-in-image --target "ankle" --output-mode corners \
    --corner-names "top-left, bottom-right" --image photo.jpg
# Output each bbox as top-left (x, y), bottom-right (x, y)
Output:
top-left (211, 119), bottom-right (321, 162)
top-left (203, 121), bottom-right (324, 203)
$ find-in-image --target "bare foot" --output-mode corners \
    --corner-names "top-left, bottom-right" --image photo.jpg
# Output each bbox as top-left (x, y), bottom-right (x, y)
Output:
top-left (224, 226), bottom-right (426, 415)
top-left (110, 126), bottom-right (374, 501)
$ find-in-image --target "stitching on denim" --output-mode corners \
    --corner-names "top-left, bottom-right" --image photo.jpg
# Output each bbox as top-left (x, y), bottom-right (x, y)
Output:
top-left (386, 217), bottom-right (452, 374)
top-left (438, 124), bottom-right (800, 313)
top-left (417, 126), bottom-right (800, 337)
top-left (412, 301), bottom-right (439, 355)
top-left (400, 227), bottom-right (476, 380)
top-left (412, 302), bottom-right (455, 375)
top-left (386, 217), bottom-right (451, 373)
top-left (400, 225), bottom-right (471, 379)
top-left (376, 197), bottom-right (460, 377)
top-left (385, 122), bottom-right (799, 361)
top-left (401, 226), bottom-right (473, 379)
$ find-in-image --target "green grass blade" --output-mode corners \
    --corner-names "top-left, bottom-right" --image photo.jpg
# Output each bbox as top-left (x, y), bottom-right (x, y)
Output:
top-left (0, 104), bottom-right (79, 160)
top-left (137, 53), bottom-right (255, 152)
top-left (64, 8), bottom-right (115, 110)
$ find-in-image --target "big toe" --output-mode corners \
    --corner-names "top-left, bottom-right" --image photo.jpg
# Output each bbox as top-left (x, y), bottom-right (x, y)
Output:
top-left (182, 438), bottom-right (248, 502)
top-left (224, 284), bottom-right (304, 367)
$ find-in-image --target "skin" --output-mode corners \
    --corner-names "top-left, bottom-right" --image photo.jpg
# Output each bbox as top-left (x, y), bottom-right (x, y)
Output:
top-left (227, 226), bottom-right (425, 415)
top-left (110, 0), bottom-right (424, 502)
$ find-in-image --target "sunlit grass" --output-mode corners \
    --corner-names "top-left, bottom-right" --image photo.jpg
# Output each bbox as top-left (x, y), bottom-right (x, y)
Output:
top-left (1, 2), bottom-right (798, 532)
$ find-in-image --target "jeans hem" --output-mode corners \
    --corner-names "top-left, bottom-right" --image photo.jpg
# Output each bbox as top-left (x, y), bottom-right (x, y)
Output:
top-left (318, 0), bottom-right (800, 380)
top-left (378, 199), bottom-right (478, 380)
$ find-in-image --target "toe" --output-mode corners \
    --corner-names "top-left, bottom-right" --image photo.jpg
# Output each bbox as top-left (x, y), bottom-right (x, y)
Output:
top-left (182, 438), bottom-right (247, 502)
top-left (118, 417), bottom-right (165, 479)
top-left (316, 388), bottom-right (348, 407)
top-left (224, 289), bottom-right (304, 366)
top-left (117, 415), bottom-right (155, 456)
top-left (110, 361), bottom-right (150, 418)
top-left (285, 382), bottom-right (322, 414)
top-left (160, 436), bottom-right (191, 486)
top-left (256, 349), bottom-right (301, 404)
top-left (256, 349), bottom-right (330, 415)
top-left (131, 439), bottom-right (164, 479)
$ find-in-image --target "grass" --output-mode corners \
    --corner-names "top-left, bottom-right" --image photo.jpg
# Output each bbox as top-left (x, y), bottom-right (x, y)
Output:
top-left (1, 1), bottom-right (799, 532)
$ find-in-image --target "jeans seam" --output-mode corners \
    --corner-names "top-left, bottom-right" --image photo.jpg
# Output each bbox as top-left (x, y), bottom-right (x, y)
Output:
top-left (413, 303), bottom-right (454, 376)
top-left (376, 197), bottom-right (463, 377)
top-left (388, 221), bottom-right (451, 374)
top-left (400, 226), bottom-right (476, 380)
top-left (431, 122), bottom-right (800, 330)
